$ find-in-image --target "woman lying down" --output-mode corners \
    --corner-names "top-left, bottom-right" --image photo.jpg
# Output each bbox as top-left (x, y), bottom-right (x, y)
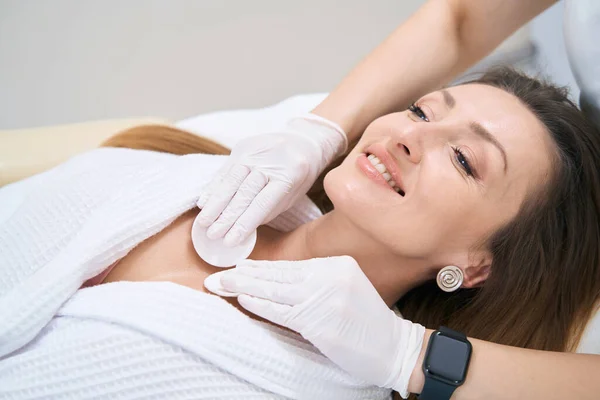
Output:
top-left (2, 67), bottom-right (600, 399)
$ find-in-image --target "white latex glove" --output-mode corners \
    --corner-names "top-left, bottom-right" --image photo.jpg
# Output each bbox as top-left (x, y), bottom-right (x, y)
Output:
top-left (218, 255), bottom-right (425, 398)
top-left (195, 114), bottom-right (348, 247)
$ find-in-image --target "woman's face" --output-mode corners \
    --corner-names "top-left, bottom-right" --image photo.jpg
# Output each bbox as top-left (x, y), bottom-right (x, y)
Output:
top-left (324, 83), bottom-right (555, 272)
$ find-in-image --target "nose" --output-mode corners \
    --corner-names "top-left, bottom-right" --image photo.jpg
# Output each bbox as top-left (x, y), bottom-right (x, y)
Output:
top-left (394, 123), bottom-right (423, 165)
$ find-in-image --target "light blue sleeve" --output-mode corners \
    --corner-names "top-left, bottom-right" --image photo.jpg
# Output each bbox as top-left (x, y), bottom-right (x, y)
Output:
top-left (564, 0), bottom-right (600, 128)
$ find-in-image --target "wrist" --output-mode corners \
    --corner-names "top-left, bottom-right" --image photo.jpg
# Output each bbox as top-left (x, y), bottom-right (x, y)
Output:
top-left (388, 318), bottom-right (426, 399)
top-left (408, 328), bottom-right (434, 395)
top-left (289, 113), bottom-right (349, 160)
top-left (311, 100), bottom-right (358, 141)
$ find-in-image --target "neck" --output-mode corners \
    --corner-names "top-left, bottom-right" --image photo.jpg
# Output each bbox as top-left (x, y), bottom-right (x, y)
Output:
top-left (249, 211), bottom-right (429, 306)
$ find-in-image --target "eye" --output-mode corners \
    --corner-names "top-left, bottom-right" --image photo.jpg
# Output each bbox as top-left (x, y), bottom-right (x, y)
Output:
top-left (452, 146), bottom-right (475, 177)
top-left (409, 103), bottom-right (429, 122)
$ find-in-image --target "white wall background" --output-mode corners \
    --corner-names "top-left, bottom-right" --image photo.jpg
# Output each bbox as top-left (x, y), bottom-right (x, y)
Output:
top-left (0, 0), bottom-right (424, 128)
top-left (0, 0), bottom-right (563, 130)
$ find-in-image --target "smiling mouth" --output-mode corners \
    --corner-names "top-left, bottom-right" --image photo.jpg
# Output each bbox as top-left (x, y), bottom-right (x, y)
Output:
top-left (365, 153), bottom-right (405, 196)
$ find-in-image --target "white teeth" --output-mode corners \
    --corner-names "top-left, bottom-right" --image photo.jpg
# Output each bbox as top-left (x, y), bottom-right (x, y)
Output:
top-left (367, 154), bottom-right (389, 176)
top-left (369, 155), bottom-right (382, 164)
top-left (367, 153), bottom-right (404, 195)
top-left (374, 163), bottom-right (386, 173)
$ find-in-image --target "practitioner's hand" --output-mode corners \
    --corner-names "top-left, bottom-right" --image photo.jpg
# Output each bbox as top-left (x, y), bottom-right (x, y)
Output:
top-left (195, 114), bottom-right (348, 247)
top-left (219, 256), bottom-right (425, 397)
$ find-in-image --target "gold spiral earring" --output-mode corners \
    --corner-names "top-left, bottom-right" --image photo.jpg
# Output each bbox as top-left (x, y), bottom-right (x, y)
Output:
top-left (436, 266), bottom-right (464, 292)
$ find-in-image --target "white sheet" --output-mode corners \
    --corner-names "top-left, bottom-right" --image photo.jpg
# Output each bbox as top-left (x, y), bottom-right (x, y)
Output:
top-left (176, 93), bottom-right (328, 149)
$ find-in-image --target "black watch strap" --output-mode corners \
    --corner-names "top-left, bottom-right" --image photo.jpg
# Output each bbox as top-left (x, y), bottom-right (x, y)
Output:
top-left (419, 376), bottom-right (457, 400)
top-left (438, 326), bottom-right (466, 340)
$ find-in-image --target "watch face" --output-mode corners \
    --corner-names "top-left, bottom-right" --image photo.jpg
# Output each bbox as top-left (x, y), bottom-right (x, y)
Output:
top-left (425, 333), bottom-right (472, 384)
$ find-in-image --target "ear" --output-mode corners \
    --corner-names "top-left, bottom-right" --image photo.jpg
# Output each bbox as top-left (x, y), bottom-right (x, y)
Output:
top-left (461, 252), bottom-right (492, 289)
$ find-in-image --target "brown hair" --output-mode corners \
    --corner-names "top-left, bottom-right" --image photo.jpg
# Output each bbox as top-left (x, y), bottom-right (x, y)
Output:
top-left (397, 68), bottom-right (600, 353)
top-left (102, 124), bottom-right (231, 156)
top-left (102, 67), bottom-right (600, 355)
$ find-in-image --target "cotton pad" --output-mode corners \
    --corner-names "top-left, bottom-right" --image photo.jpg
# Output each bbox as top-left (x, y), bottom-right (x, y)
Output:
top-left (203, 270), bottom-right (239, 297)
top-left (191, 213), bottom-right (257, 268)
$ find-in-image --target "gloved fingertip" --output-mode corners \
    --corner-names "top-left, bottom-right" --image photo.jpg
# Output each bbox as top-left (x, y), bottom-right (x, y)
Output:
top-left (237, 293), bottom-right (261, 309)
top-left (236, 294), bottom-right (250, 309)
top-left (224, 230), bottom-right (243, 247)
top-left (194, 213), bottom-right (212, 227)
top-left (206, 224), bottom-right (225, 240)
top-left (219, 272), bottom-right (239, 291)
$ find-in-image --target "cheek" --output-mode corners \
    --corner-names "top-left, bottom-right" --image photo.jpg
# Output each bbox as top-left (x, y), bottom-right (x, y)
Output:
top-left (409, 168), bottom-right (502, 252)
top-left (397, 173), bottom-right (468, 255)
top-left (323, 160), bottom-right (440, 257)
top-left (395, 166), bottom-right (493, 256)
top-left (323, 155), bottom-right (501, 259)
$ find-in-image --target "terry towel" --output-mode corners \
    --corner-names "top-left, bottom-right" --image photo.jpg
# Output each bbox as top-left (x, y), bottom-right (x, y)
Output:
top-left (0, 148), bottom-right (391, 399)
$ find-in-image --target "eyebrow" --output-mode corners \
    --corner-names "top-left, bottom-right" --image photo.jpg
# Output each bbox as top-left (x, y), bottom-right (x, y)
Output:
top-left (470, 122), bottom-right (508, 173)
top-left (441, 89), bottom-right (508, 173)
top-left (441, 90), bottom-right (456, 109)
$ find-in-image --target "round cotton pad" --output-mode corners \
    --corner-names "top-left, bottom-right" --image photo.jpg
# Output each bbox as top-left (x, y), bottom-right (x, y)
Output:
top-left (191, 213), bottom-right (257, 268)
top-left (203, 270), bottom-right (239, 297)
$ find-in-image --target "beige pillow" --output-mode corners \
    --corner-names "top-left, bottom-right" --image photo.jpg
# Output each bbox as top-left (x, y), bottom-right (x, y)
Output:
top-left (0, 118), bottom-right (170, 187)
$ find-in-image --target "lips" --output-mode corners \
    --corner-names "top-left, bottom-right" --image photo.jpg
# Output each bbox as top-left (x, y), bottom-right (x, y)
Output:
top-left (365, 154), bottom-right (404, 194)
top-left (364, 144), bottom-right (406, 196)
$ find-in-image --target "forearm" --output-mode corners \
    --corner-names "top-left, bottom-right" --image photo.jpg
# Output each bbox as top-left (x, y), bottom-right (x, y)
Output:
top-left (409, 329), bottom-right (600, 399)
top-left (312, 0), bottom-right (465, 142)
top-left (312, 0), bottom-right (556, 143)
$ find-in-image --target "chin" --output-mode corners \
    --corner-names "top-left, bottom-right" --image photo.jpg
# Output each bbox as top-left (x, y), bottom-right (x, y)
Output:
top-left (324, 161), bottom-right (431, 257)
top-left (324, 163), bottom-right (393, 232)
top-left (323, 164), bottom-right (365, 210)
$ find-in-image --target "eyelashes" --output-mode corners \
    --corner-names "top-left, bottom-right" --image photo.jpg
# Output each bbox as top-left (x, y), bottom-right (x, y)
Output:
top-left (408, 103), bottom-right (476, 178)
top-left (409, 103), bottom-right (429, 122)
top-left (452, 147), bottom-right (475, 177)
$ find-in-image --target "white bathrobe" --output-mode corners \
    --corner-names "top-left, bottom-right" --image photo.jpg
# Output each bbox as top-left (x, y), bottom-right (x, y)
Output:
top-left (0, 148), bottom-right (391, 400)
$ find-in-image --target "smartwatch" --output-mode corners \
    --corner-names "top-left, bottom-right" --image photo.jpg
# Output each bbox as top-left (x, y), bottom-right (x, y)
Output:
top-left (419, 326), bottom-right (472, 400)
